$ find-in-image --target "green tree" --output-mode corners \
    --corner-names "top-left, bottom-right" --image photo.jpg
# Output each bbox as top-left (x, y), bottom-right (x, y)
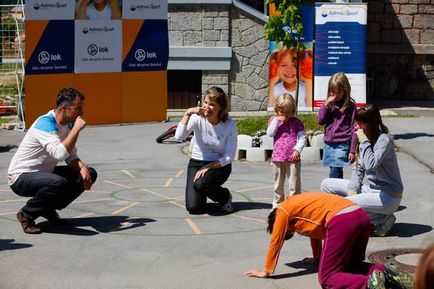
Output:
top-left (264, 0), bottom-right (313, 110)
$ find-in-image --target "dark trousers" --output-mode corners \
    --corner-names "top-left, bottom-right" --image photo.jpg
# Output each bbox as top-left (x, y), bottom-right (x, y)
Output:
top-left (185, 159), bottom-right (231, 214)
top-left (329, 166), bottom-right (344, 179)
top-left (318, 208), bottom-right (384, 289)
top-left (10, 166), bottom-right (97, 219)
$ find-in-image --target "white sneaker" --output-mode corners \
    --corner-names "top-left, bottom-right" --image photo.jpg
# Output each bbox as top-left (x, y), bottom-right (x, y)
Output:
top-left (221, 193), bottom-right (233, 213)
top-left (373, 214), bottom-right (396, 237)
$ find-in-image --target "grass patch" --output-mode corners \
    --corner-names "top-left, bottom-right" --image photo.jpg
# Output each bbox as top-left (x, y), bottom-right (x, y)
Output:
top-left (236, 113), bottom-right (324, 136)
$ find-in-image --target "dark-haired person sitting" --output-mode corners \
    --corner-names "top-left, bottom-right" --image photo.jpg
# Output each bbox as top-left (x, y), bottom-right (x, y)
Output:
top-left (8, 87), bottom-right (97, 234)
top-left (244, 192), bottom-right (409, 289)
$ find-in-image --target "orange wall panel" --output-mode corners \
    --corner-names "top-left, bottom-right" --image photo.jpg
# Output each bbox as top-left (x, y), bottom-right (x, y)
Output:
top-left (121, 71), bottom-right (167, 123)
top-left (73, 73), bottom-right (122, 125)
top-left (25, 74), bottom-right (74, 128)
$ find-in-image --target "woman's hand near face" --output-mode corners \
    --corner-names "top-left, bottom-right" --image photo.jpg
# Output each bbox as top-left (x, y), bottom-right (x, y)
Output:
top-left (187, 106), bottom-right (206, 116)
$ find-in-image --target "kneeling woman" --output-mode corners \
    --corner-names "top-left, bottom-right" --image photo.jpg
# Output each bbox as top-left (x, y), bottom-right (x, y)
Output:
top-left (321, 104), bottom-right (403, 237)
top-left (175, 87), bottom-right (237, 214)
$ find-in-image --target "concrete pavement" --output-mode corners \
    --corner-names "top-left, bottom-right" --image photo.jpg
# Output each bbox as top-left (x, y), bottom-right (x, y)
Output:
top-left (0, 115), bottom-right (433, 289)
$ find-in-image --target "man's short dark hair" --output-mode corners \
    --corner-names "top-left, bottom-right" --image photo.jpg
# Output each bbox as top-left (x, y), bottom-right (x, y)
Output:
top-left (56, 87), bottom-right (84, 108)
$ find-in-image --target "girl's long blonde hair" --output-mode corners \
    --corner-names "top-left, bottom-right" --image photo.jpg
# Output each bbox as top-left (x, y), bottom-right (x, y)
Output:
top-left (327, 72), bottom-right (355, 112)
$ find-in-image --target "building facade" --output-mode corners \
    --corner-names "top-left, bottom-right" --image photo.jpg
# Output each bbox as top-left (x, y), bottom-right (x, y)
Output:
top-left (167, 0), bottom-right (434, 112)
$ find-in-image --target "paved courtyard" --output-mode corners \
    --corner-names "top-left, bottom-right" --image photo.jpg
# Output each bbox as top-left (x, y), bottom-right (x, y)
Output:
top-left (0, 117), bottom-right (433, 289)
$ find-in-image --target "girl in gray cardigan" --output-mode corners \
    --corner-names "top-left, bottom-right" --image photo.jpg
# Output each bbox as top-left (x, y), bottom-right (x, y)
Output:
top-left (321, 104), bottom-right (403, 237)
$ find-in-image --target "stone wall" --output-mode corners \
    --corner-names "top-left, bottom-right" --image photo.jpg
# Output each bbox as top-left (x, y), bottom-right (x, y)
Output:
top-left (168, 4), bottom-right (269, 111)
top-left (367, 0), bottom-right (434, 101)
top-left (230, 8), bottom-right (269, 111)
top-left (168, 5), bottom-right (230, 47)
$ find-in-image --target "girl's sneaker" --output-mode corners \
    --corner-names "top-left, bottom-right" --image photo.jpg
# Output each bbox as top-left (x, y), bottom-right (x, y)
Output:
top-left (372, 214), bottom-right (396, 237)
top-left (384, 261), bottom-right (414, 289)
top-left (368, 269), bottom-right (386, 289)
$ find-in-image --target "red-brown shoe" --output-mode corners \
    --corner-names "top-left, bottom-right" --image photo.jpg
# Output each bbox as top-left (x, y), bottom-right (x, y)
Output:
top-left (16, 211), bottom-right (42, 234)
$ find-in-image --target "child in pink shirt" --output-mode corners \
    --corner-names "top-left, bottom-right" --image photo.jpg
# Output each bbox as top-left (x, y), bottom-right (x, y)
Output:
top-left (267, 93), bottom-right (306, 208)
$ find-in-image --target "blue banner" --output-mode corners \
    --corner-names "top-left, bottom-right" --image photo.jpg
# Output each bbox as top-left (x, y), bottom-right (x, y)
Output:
top-left (26, 21), bottom-right (74, 75)
top-left (122, 19), bottom-right (168, 71)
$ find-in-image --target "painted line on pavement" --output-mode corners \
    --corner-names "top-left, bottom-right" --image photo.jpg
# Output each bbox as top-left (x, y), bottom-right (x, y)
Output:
top-left (169, 200), bottom-right (185, 209)
top-left (141, 188), bottom-right (172, 200)
top-left (231, 213), bottom-right (267, 224)
top-left (164, 178), bottom-right (173, 188)
top-left (235, 185), bottom-right (273, 193)
top-left (174, 170), bottom-right (183, 178)
top-left (74, 212), bottom-right (95, 218)
top-left (73, 198), bottom-right (112, 204)
top-left (104, 180), bottom-right (132, 189)
top-left (111, 202), bottom-right (139, 215)
top-left (185, 218), bottom-right (201, 235)
top-left (121, 170), bottom-right (136, 179)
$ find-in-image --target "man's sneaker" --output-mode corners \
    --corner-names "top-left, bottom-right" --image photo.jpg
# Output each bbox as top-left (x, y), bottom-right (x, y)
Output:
top-left (368, 269), bottom-right (386, 289)
top-left (384, 260), bottom-right (414, 289)
top-left (16, 211), bottom-right (42, 234)
top-left (41, 210), bottom-right (68, 226)
top-left (372, 214), bottom-right (396, 237)
top-left (221, 193), bottom-right (233, 213)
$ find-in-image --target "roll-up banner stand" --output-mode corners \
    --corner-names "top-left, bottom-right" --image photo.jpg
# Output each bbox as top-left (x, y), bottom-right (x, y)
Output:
top-left (25, 0), bottom-right (168, 127)
top-left (313, 3), bottom-right (367, 109)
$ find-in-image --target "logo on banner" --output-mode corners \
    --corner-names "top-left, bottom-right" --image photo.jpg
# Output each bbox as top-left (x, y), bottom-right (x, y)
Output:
top-left (32, 1), bottom-right (68, 10)
top-left (87, 44), bottom-right (98, 56)
top-left (82, 26), bottom-right (115, 34)
top-left (135, 49), bottom-right (146, 61)
top-left (37, 51), bottom-right (62, 64)
top-left (129, 3), bottom-right (161, 12)
top-left (86, 44), bottom-right (109, 56)
top-left (38, 51), bottom-right (50, 64)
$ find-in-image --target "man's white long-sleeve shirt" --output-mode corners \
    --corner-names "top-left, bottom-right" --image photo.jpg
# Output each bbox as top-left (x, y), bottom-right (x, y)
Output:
top-left (7, 110), bottom-right (78, 185)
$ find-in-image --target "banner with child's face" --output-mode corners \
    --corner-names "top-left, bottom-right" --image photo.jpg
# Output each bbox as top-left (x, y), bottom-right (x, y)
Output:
top-left (268, 4), bottom-right (314, 112)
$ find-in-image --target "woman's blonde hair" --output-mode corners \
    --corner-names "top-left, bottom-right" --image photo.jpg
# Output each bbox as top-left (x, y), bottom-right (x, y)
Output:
top-left (275, 93), bottom-right (296, 116)
top-left (327, 72), bottom-right (355, 111)
top-left (204, 86), bottom-right (229, 122)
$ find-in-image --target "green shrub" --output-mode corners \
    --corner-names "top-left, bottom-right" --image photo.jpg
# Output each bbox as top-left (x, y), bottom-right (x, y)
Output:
top-left (236, 113), bottom-right (324, 136)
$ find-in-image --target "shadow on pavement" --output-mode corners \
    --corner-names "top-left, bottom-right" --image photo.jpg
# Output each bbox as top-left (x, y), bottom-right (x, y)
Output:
top-left (268, 260), bottom-right (317, 279)
top-left (38, 216), bottom-right (156, 235)
top-left (0, 239), bottom-right (32, 251)
top-left (386, 222), bottom-right (433, 237)
top-left (206, 201), bottom-right (271, 216)
top-left (393, 132), bottom-right (434, 140)
top-left (0, 145), bottom-right (17, 153)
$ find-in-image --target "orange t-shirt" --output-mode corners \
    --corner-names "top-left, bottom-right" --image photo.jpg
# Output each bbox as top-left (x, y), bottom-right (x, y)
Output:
top-left (264, 192), bottom-right (355, 274)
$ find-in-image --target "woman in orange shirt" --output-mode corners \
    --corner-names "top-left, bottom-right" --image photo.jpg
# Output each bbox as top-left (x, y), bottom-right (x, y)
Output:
top-left (245, 192), bottom-right (386, 289)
